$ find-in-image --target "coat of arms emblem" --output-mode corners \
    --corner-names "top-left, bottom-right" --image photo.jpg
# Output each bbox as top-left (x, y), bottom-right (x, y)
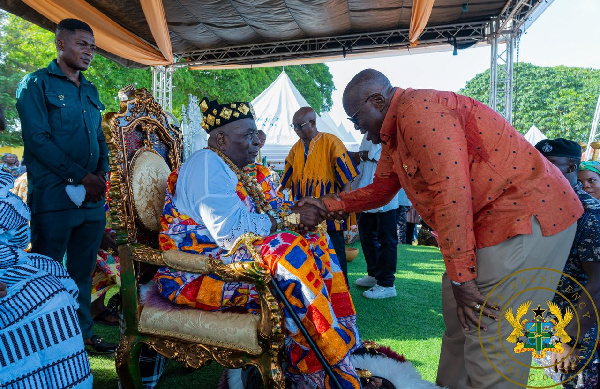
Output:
top-left (505, 300), bottom-right (573, 358)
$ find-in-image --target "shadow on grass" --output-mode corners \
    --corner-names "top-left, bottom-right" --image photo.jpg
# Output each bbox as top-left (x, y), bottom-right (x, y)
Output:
top-left (348, 243), bottom-right (446, 343)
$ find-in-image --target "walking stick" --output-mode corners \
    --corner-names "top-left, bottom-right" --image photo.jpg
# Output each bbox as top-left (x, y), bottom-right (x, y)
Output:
top-left (226, 233), bottom-right (344, 389)
top-left (269, 279), bottom-right (344, 389)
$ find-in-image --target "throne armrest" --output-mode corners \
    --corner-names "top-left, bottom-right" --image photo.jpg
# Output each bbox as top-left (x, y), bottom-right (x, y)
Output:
top-left (124, 243), bottom-right (271, 285)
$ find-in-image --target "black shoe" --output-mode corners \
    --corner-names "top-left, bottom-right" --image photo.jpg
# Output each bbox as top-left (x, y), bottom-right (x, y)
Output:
top-left (84, 334), bottom-right (117, 354)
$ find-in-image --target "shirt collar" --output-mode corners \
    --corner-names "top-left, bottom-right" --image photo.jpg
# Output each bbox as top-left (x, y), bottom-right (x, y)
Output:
top-left (379, 88), bottom-right (404, 144)
top-left (573, 181), bottom-right (583, 191)
top-left (47, 59), bottom-right (91, 85)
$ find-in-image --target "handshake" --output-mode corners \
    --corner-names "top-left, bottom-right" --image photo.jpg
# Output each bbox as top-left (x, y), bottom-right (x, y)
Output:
top-left (291, 194), bottom-right (347, 232)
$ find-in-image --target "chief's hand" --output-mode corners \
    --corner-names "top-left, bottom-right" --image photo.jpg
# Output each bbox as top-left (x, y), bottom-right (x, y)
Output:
top-left (0, 282), bottom-right (7, 298)
top-left (292, 198), bottom-right (327, 231)
top-left (82, 173), bottom-right (106, 203)
top-left (452, 280), bottom-right (499, 331)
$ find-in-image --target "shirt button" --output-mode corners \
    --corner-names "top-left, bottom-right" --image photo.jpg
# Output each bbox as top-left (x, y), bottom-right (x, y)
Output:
top-left (68, 178), bottom-right (73, 183)
top-left (83, 110), bottom-right (86, 113)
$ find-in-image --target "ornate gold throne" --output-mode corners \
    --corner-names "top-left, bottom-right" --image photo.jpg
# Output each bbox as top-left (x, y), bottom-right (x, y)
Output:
top-left (103, 87), bottom-right (285, 388)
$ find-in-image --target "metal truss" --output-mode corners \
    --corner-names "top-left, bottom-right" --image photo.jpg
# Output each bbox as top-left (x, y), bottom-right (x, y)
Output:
top-left (489, 0), bottom-right (554, 123)
top-left (489, 17), bottom-right (515, 123)
top-left (152, 66), bottom-right (174, 113)
top-left (173, 21), bottom-right (488, 69)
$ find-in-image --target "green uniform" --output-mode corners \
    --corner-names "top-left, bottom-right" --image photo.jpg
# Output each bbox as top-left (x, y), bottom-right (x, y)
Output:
top-left (16, 59), bottom-right (108, 339)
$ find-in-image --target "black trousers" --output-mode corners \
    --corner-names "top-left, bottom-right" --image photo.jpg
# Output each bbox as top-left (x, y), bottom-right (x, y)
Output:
top-left (327, 230), bottom-right (348, 284)
top-left (30, 206), bottom-right (106, 339)
top-left (357, 210), bottom-right (398, 287)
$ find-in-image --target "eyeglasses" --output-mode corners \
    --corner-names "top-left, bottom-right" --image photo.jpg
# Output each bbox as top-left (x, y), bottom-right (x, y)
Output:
top-left (290, 121), bottom-right (310, 130)
top-left (347, 93), bottom-right (379, 126)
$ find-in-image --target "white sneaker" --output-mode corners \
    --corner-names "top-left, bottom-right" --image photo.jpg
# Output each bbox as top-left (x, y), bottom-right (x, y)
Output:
top-left (355, 275), bottom-right (377, 287)
top-left (363, 284), bottom-right (397, 299)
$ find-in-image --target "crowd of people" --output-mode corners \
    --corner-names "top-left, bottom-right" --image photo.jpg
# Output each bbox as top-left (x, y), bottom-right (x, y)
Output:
top-left (0, 16), bottom-right (599, 389)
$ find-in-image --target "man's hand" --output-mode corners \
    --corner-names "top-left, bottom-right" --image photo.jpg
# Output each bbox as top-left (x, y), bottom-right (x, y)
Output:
top-left (100, 230), bottom-right (118, 252)
top-left (0, 282), bottom-right (7, 298)
top-left (451, 280), bottom-right (499, 331)
top-left (348, 151), bottom-right (361, 166)
top-left (81, 173), bottom-right (106, 203)
top-left (318, 193), bottom-right (349, 221)
top-left (292, 197), bottom-right (328, 231)
top-left (551, 344), bottom-right (580, 374)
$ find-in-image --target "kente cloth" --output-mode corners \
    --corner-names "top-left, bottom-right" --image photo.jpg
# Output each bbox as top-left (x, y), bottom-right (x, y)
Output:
top-left (91, 205), bottom-right (120, 302)
top-left (91, 247), bottom-right (120, 302)
top-left (0, 170), bottom-right (92, 389)
top-left (323, 88), bottom-right (583, 283)
top-left (154, 153), bottom-right (361, 388)
top-left (280, 132), bottom-right (359, 232)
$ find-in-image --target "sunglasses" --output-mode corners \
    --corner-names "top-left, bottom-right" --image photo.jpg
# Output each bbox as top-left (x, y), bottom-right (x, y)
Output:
top-left (290, 121), bottom-right (310, 130)
top-left (347, 93), bottom-right (379, 126)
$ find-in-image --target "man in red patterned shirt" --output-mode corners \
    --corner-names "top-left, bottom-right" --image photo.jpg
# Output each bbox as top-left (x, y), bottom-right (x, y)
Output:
top-left (303, 69), bottom-right (582, 388)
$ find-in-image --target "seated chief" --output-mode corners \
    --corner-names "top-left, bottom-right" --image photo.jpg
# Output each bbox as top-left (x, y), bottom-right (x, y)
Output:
top-left (154, 98), bottom-right (363, 388)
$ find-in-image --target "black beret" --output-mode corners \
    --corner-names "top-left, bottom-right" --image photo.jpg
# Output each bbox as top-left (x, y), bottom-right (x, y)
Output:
top-left (534, 138), bottom-right (581, 159)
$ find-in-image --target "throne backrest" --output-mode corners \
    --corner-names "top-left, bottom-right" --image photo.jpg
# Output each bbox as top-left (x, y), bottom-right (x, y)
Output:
top-left (102, 87), bottom-right (182, 248)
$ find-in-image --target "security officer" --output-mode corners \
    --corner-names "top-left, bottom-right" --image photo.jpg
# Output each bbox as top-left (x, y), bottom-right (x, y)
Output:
top-left (16, 18), bottom-right (116, 353)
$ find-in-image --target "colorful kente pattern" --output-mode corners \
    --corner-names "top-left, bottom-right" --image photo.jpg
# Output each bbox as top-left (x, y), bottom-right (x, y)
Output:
top-left (154, 163), bottom-right (361, 388)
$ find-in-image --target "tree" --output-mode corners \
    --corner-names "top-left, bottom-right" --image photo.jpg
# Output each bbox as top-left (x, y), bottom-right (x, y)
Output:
top-left (0, 11), bottom-right (334, 145)
top-left (460, 63), bottom-right (600, 141)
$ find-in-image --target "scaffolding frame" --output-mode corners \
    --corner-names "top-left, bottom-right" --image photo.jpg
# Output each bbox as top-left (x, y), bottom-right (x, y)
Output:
top-left (489, 0), bottom-right (554, 123)
top-left (152, 66), bottom-right (174, 113)
top-left (150, 0), bottom-right (555, 116)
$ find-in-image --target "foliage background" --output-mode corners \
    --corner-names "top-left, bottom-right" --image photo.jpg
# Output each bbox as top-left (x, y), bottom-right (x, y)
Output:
top-left (459, 63), bottom-right (600, 141)
top-left (0, 11), bottom-right (334, 146)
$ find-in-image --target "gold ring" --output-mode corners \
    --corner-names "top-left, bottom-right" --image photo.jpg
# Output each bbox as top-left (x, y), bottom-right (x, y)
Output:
top-left (473, 303), bottom-right (482, 311)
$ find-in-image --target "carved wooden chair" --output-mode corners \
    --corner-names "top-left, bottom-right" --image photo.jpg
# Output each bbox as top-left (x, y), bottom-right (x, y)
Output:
top-left (103, 87), bottom-right (285, 388)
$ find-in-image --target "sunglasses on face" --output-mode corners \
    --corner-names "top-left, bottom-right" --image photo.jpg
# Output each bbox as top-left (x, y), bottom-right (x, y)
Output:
top-left (347, 93), bottom-right (379, 126)
top-left (290, 121), bottom-right (310, 130)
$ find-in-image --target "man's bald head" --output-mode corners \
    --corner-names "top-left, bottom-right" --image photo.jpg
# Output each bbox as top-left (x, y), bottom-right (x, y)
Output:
top-left (342, 69), bottom-right (393, 112)
top-left (292, 107), bottom-right (318, 142)
top-left (341, 69), bottom-right (396, 144)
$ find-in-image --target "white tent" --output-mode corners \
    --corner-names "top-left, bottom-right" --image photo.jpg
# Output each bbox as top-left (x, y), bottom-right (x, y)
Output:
top-left (524, 125), bottom-right (547, 145)
top-left (252, 72), bottom-right (359, 167)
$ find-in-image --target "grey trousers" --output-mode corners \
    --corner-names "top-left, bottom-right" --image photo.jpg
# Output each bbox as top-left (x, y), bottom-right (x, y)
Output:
top-left (436, 218), bottom-right (577, 389)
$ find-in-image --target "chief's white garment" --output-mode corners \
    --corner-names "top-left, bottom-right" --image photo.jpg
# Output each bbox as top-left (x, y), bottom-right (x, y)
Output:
top-left (172, 149), bottom-right (272, 250)
top-left (354, 137), bottom-right (410, 213)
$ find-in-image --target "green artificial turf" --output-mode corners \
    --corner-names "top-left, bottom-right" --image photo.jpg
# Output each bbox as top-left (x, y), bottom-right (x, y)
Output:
top-left (89, 243), bottom-right (551, 387)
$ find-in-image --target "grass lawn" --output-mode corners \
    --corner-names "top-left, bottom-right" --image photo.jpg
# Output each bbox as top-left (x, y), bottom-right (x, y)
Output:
top-left (89, 242), bottom-right (550, 387)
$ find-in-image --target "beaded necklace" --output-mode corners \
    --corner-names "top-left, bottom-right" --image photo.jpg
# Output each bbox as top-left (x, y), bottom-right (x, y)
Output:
top-left (206, 147), bottom-right (272, 214)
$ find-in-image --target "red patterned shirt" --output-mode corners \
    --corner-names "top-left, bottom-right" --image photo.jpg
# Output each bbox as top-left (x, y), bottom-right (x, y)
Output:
top-left (324, 88), bottom-right (582, 282)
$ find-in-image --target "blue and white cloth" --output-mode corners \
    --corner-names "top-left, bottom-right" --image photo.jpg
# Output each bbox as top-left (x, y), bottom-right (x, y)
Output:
top-left (0, 170), bottom-right (92, 389)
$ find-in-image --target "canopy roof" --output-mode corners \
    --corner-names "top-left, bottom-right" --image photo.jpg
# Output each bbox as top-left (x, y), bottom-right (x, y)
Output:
top-left (1, 0), bottom-right (551, 68)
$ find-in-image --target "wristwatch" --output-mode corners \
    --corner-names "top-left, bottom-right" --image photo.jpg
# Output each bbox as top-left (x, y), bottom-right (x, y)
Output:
top-left (97, 170), bottom-right (109, 182)
top-left (359, 151), bottom-right (367, 162)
